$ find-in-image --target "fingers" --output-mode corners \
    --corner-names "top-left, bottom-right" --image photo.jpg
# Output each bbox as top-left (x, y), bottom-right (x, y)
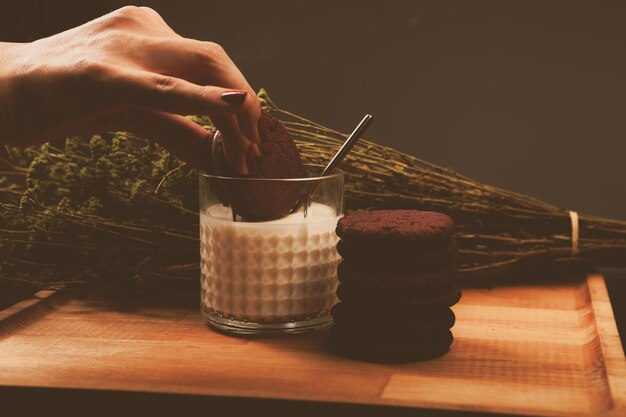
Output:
top-left (211, 115), bottom-right (253, 175)
top-left (116, 71), bottom-right (256, 174)
top-left (91, 10), bottom-right (263, 173)
top-left (45, 109), bottom-right (216, 172)
top-left (46, 108), bottom-right (214, 171)
top-left (235, 97), bottom-right (262, 145)
top-left (136, 38), bottom-right (262, 144)
top-left (121, 110), bottom-right (214, 171)
top-left (73, 109), bottom-right (256, 175)
top-left (193, 40), bottom-right (262, 144)
top-left (113, 69), bottom-right (249, 118)
top-left (122, 111), bottom-right (260, 175)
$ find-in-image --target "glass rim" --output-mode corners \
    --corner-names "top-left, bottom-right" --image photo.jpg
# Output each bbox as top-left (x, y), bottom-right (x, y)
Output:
top-left (199, 163), bottom-right (344, 182)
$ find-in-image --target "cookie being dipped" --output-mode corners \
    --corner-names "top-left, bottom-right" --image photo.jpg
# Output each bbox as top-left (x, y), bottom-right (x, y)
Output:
top-left (209, 111), bottom-right (306, 221)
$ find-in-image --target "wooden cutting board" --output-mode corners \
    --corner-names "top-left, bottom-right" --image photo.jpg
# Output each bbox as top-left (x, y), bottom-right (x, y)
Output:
top-left (1, 274), bottom-right (625, 416)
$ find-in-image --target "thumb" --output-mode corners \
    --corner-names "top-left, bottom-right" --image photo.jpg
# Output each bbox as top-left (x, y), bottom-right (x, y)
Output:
top-left (100, 110), bottom-right (213, 171)
top-left (126, 111), bottom-right (213, 171)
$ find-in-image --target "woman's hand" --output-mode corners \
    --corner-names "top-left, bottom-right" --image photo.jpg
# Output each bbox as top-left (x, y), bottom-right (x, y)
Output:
top-left (0, 6), bottom-right (261, 173)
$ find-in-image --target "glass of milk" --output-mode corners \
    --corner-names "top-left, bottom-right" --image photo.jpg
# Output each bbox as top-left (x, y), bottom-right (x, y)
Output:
top-left (199, 165), bottom-right (344, 335)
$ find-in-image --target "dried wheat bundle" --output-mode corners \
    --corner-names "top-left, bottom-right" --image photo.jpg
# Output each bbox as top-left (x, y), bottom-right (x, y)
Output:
top-left (1, 90), bottom-right (625, 302)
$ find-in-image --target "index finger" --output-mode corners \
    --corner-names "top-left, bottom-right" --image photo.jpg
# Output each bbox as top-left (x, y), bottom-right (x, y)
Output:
top-left (152, 38), bottom-right (262, 143)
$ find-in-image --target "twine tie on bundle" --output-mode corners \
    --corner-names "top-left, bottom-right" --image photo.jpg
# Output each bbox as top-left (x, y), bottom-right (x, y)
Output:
top-left (569, 210), bottom-right (579, 257)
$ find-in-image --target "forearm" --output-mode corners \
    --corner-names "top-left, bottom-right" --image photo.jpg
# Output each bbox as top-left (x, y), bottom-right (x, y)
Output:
top-left (0, 42), bottom-right (22, 146)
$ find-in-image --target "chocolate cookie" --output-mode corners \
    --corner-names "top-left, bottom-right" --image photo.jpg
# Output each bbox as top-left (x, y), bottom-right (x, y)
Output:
top-left (331, 302), bottom-right (456, 332)
top-left (336, 238), bottom-right (457, 272)
top-left (336, 283), bottom-right (462, 309)
top-left (329, 327), bottom-right (453, 363)
top-left (336, 210), bottom-right (455, 248)
top-left (337, 262), bottom-right (454, 293)
top-left (209, 111), bottom-right (306, 221)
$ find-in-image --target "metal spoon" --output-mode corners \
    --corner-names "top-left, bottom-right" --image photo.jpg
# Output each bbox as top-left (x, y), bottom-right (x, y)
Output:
top-left (321, 114), bottom-right (373, 177)
top-left (291, 114), bottom-right (373, 214)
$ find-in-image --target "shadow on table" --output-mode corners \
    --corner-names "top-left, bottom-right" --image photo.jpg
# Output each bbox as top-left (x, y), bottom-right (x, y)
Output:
top-left (0, 385), bottom-right (522, 417)
top-left (602, 268), bottom-right (626, 355)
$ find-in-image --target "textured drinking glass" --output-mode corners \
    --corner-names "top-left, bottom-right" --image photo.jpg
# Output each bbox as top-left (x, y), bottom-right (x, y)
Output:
top-left (199, 165), bottom-right (344, 335)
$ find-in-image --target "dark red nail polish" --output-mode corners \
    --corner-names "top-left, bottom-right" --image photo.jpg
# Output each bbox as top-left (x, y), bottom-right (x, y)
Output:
top-left (221, 91), bottom-right (247, 105)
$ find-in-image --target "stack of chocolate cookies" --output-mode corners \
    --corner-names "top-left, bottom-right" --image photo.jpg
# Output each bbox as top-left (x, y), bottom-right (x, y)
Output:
top-left (329, 210), bottom-right (461, 363)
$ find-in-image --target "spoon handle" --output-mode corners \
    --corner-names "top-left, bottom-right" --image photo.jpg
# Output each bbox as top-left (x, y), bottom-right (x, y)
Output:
top-left (290, 114), bottom-right (373, 215)
top-left (320, 114), bottom-right (373, 177)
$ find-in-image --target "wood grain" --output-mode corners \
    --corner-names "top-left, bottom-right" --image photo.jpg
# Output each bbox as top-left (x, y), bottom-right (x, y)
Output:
top-left (0, 274), bottom-right (624, 416)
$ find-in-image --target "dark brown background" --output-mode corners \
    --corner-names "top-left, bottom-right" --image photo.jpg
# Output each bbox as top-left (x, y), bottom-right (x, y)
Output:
top-left (2, 1), bottom-right (626, 407)
top-left (2, 0), bottom-right (625, 221)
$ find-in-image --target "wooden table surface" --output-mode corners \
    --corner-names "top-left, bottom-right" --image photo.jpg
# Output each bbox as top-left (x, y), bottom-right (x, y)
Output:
top-left (1, 274), bottom-right (625, 416)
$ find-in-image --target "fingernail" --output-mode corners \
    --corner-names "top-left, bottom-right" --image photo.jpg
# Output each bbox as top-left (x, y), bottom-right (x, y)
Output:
top-left (221, 91), bottom-right (247, 105)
